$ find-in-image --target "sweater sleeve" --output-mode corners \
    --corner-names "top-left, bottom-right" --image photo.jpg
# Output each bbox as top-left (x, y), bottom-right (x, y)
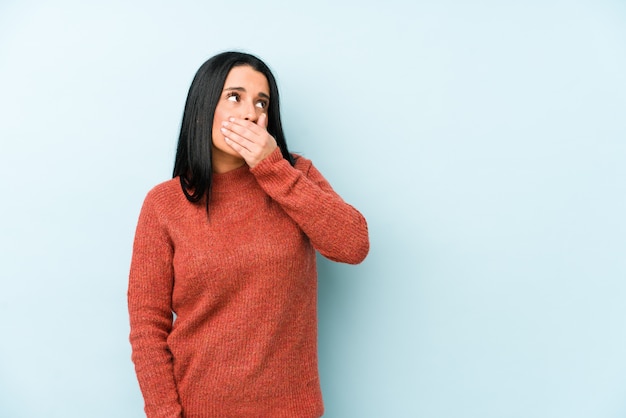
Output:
top-left (127, 192), bottom-right (182, 418)
top-left (250, 148), bottom-right (369, 264)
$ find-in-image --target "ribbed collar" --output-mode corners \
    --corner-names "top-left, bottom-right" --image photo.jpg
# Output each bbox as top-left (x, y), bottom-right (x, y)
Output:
top-left (210, 164), bottom-right (257, 194)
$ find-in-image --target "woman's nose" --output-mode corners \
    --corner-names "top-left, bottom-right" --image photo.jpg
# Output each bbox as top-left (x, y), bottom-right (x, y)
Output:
top-left (242, 101), bottom-right (257, 121)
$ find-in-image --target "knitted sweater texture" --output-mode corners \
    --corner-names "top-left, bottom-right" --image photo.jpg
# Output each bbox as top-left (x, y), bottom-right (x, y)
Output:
top-left (128, 148), bottom-right (369, 418)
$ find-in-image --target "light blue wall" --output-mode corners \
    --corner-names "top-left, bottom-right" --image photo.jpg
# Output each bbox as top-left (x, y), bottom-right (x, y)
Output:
top-left (1, 1), bottom-right (625, 417)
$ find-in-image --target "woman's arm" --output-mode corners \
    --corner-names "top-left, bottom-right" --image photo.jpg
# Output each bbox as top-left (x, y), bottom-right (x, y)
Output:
top-left (127, 194), bottom-right (182, 418)
top-left (220, 115), bottom-right (369, 263)
top-left (251, 148), bottom-right (369, 264)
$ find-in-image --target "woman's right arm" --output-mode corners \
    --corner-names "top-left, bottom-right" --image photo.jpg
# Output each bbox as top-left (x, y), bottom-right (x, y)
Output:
top-left (128, 194), bottom-right (182, 418)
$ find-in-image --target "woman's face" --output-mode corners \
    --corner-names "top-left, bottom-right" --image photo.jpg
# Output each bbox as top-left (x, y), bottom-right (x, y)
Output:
top-left (211, 65), bottom-right (270, 170)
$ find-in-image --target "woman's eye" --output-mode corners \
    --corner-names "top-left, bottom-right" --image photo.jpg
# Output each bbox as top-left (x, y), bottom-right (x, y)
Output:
top-left (255, 101), bottom-right (268, 109)
top-left (226, 94), bottom-right (239, 102)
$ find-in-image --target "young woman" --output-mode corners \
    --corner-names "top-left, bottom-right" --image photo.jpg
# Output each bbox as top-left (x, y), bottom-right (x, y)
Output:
top-left (128, 51), bottom-right (369, 418)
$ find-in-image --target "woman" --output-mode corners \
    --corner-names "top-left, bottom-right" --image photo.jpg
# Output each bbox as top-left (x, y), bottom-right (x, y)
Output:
top-left (128, 51), bottom-right (369, 418)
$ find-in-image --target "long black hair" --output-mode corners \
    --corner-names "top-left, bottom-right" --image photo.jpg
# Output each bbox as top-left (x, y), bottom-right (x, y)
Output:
top-left (172, 51), bottom-right (294, 209)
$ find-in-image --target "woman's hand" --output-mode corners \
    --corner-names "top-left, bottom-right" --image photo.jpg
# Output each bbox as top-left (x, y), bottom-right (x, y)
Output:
top-left (220, 113), bottom-right (277, 168)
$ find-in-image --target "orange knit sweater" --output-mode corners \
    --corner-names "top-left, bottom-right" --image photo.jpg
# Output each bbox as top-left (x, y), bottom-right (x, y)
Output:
top-left (128, 148), bottom-right (369, 418)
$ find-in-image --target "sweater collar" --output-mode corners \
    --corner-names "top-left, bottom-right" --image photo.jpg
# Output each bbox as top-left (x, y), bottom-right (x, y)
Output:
top-left (211, 164), bottom-right (256, 194)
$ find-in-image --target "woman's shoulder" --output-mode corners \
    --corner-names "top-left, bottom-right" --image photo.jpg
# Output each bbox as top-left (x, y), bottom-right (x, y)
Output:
top-left (143, 177), bottom-right (184, 207)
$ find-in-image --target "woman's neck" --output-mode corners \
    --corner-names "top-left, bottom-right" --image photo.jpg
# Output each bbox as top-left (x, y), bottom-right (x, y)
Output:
top-left (211, 148), bottom-right (246, 174)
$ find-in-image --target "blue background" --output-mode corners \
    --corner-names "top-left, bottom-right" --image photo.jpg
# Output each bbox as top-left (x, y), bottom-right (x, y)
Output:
top-left (1, 1), bottom-right (625, 417)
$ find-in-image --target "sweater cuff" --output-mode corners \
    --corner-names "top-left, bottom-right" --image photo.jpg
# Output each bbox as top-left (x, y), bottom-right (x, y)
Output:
top-left (251, 147), bottom-right (287, 176)
top-left (250, 147), bottom-right (298, 194)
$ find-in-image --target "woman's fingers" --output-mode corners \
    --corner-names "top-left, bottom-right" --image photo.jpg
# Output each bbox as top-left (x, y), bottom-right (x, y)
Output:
top-left (257, 112), bottom-right (268, 129)
top-left (220, 117), bottom-right (277, 167)
top-left (222, 118), bottom-right (264, 140)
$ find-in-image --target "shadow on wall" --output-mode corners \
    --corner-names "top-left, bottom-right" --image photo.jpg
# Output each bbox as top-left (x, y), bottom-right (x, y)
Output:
top-left (315, 253), bottom-right (367, 412)
top-left (317, 254), bottom-right (359, 328)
